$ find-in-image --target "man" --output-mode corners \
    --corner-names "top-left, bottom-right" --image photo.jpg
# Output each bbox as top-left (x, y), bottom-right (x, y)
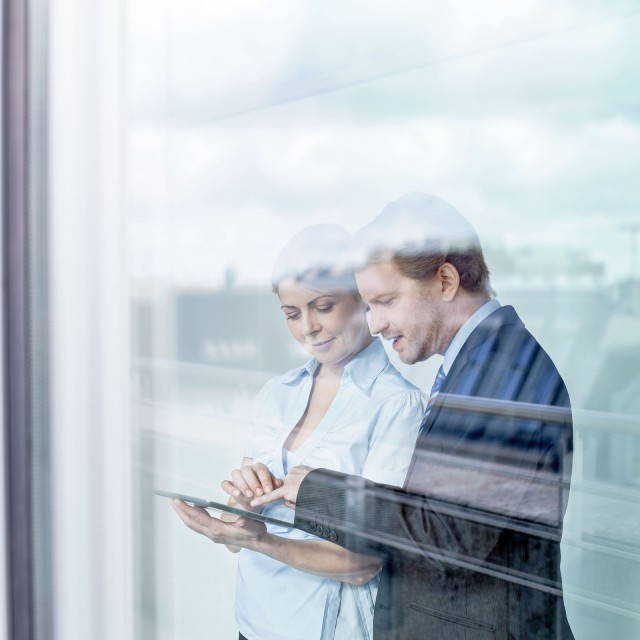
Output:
top-left (250, 192), bottom-right (574, 638)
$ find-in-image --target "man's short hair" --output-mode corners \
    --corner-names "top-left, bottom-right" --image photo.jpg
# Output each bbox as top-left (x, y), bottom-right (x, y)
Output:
top-left (354, 192), bottom-right (492, 295)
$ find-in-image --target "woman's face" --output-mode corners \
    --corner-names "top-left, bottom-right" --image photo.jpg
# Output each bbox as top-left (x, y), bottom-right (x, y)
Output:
top-left (277, 279), bottom-right (372, 369)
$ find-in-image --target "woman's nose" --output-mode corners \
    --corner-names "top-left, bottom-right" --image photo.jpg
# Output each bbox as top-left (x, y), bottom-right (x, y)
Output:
top-left (300, 314), bottom-right (320, 336)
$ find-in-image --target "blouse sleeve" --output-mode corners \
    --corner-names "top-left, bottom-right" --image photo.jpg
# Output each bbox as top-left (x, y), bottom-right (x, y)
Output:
top-left (361, 390), bottom-right (427, 487)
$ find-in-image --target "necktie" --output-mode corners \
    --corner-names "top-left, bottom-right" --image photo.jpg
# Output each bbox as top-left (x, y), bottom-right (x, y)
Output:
top-left (418, 365), bottom-right (446, 436)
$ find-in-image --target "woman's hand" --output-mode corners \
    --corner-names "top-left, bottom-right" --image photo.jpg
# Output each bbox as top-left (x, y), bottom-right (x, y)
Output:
top-left (250, 465), bottom-right (313, 510)
top-left (171, 500), bottom-right (267, 549)
top-left (221, 462), bottom-right (283, 508)
top-left (171, 496), bottom-right (383, 586)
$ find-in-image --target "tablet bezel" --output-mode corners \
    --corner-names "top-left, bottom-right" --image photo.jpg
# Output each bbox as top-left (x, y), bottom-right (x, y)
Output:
top-left (156, 489), bottom-right (295, 529)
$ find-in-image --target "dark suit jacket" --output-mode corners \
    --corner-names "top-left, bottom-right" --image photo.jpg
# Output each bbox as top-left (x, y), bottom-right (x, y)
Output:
top-left (294, 306), bottom-right (574, 639)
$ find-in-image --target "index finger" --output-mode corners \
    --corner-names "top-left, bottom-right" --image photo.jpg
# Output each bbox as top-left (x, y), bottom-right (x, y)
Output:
top-left (252, 462), bottom-right (277, 494)
top-left (250, 485), bottom-right (287, 508)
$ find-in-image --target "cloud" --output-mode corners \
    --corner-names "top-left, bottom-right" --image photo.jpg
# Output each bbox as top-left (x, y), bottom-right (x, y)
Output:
top-left (126, 1), bottom-right (640, 285)
top-left (129, 0), bottom-right (640, 124)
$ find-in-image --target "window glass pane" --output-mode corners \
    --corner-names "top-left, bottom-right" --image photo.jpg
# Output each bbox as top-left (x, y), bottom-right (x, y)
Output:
top-left (127, 3), bottom-right (640, 638)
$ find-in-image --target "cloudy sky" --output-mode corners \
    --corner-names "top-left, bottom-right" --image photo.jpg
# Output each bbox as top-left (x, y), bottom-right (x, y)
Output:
top-left (126, 0), bottom-right (640, 288)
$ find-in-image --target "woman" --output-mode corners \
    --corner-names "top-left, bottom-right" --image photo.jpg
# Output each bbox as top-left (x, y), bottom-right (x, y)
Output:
top-left (173, 225), bottom-right (426, 640)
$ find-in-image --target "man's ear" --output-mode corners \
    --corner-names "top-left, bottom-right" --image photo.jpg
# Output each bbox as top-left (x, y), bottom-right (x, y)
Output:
top-left (438, 262), bottom-right (460, 302)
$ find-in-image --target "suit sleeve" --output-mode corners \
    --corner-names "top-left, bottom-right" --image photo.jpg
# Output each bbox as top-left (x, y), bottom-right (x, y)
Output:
top-left (293, 468), bottom-right (528, 568)
top-left (294, 327), bottom-right (573, 583)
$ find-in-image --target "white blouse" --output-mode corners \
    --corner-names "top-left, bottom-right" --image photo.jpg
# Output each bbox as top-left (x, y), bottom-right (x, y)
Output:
top-left (236, 338), bottom-right (427, 640)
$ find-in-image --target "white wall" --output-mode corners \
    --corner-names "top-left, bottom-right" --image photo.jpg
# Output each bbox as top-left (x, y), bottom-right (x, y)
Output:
top-left (48, 0), bottom-right (133, 638)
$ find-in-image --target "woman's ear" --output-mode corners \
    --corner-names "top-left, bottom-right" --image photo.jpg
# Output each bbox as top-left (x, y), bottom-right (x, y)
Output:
top-left (438, 262), bottom-right (460, 302)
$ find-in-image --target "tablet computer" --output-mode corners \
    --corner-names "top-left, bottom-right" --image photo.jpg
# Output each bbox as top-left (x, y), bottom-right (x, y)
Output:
top-left (156, 489), bottom-right (295, 529)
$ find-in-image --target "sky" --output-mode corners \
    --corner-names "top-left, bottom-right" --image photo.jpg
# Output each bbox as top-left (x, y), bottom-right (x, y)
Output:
top-left (125, 0), bottom-right (640, 288)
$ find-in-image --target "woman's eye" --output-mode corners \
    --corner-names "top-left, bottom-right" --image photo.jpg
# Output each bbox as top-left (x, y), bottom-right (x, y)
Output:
top-left (316, 305), bottom-right (334, 313)
top-left (286, 313), bottom-right (300, 321)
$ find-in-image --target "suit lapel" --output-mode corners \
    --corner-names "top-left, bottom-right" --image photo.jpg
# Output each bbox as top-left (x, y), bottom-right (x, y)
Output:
top-left (405, 306), bottom-right (522, 485)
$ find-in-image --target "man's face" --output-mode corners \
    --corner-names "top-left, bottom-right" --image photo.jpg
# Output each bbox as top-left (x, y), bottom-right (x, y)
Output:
top-left (355, 261), bottom-right (448, 364)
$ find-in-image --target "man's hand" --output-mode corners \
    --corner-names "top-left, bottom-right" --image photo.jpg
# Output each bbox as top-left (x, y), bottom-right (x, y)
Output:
top-left (221, 462), bottom-right (283, 508)
top-left (171, 500), bottom-right (267, 548)
top-left (249, 465), bottom-right (313, 509)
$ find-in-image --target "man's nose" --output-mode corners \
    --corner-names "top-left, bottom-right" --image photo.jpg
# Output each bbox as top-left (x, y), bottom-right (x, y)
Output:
top-left (367, 309), bottom-right (387, 336)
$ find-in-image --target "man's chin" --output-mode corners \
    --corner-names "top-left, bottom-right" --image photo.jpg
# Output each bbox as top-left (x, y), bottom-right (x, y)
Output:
top-left (397, 346), bottom-right (431, 366)
top-left (397, 350), bottom-right (418, 365)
